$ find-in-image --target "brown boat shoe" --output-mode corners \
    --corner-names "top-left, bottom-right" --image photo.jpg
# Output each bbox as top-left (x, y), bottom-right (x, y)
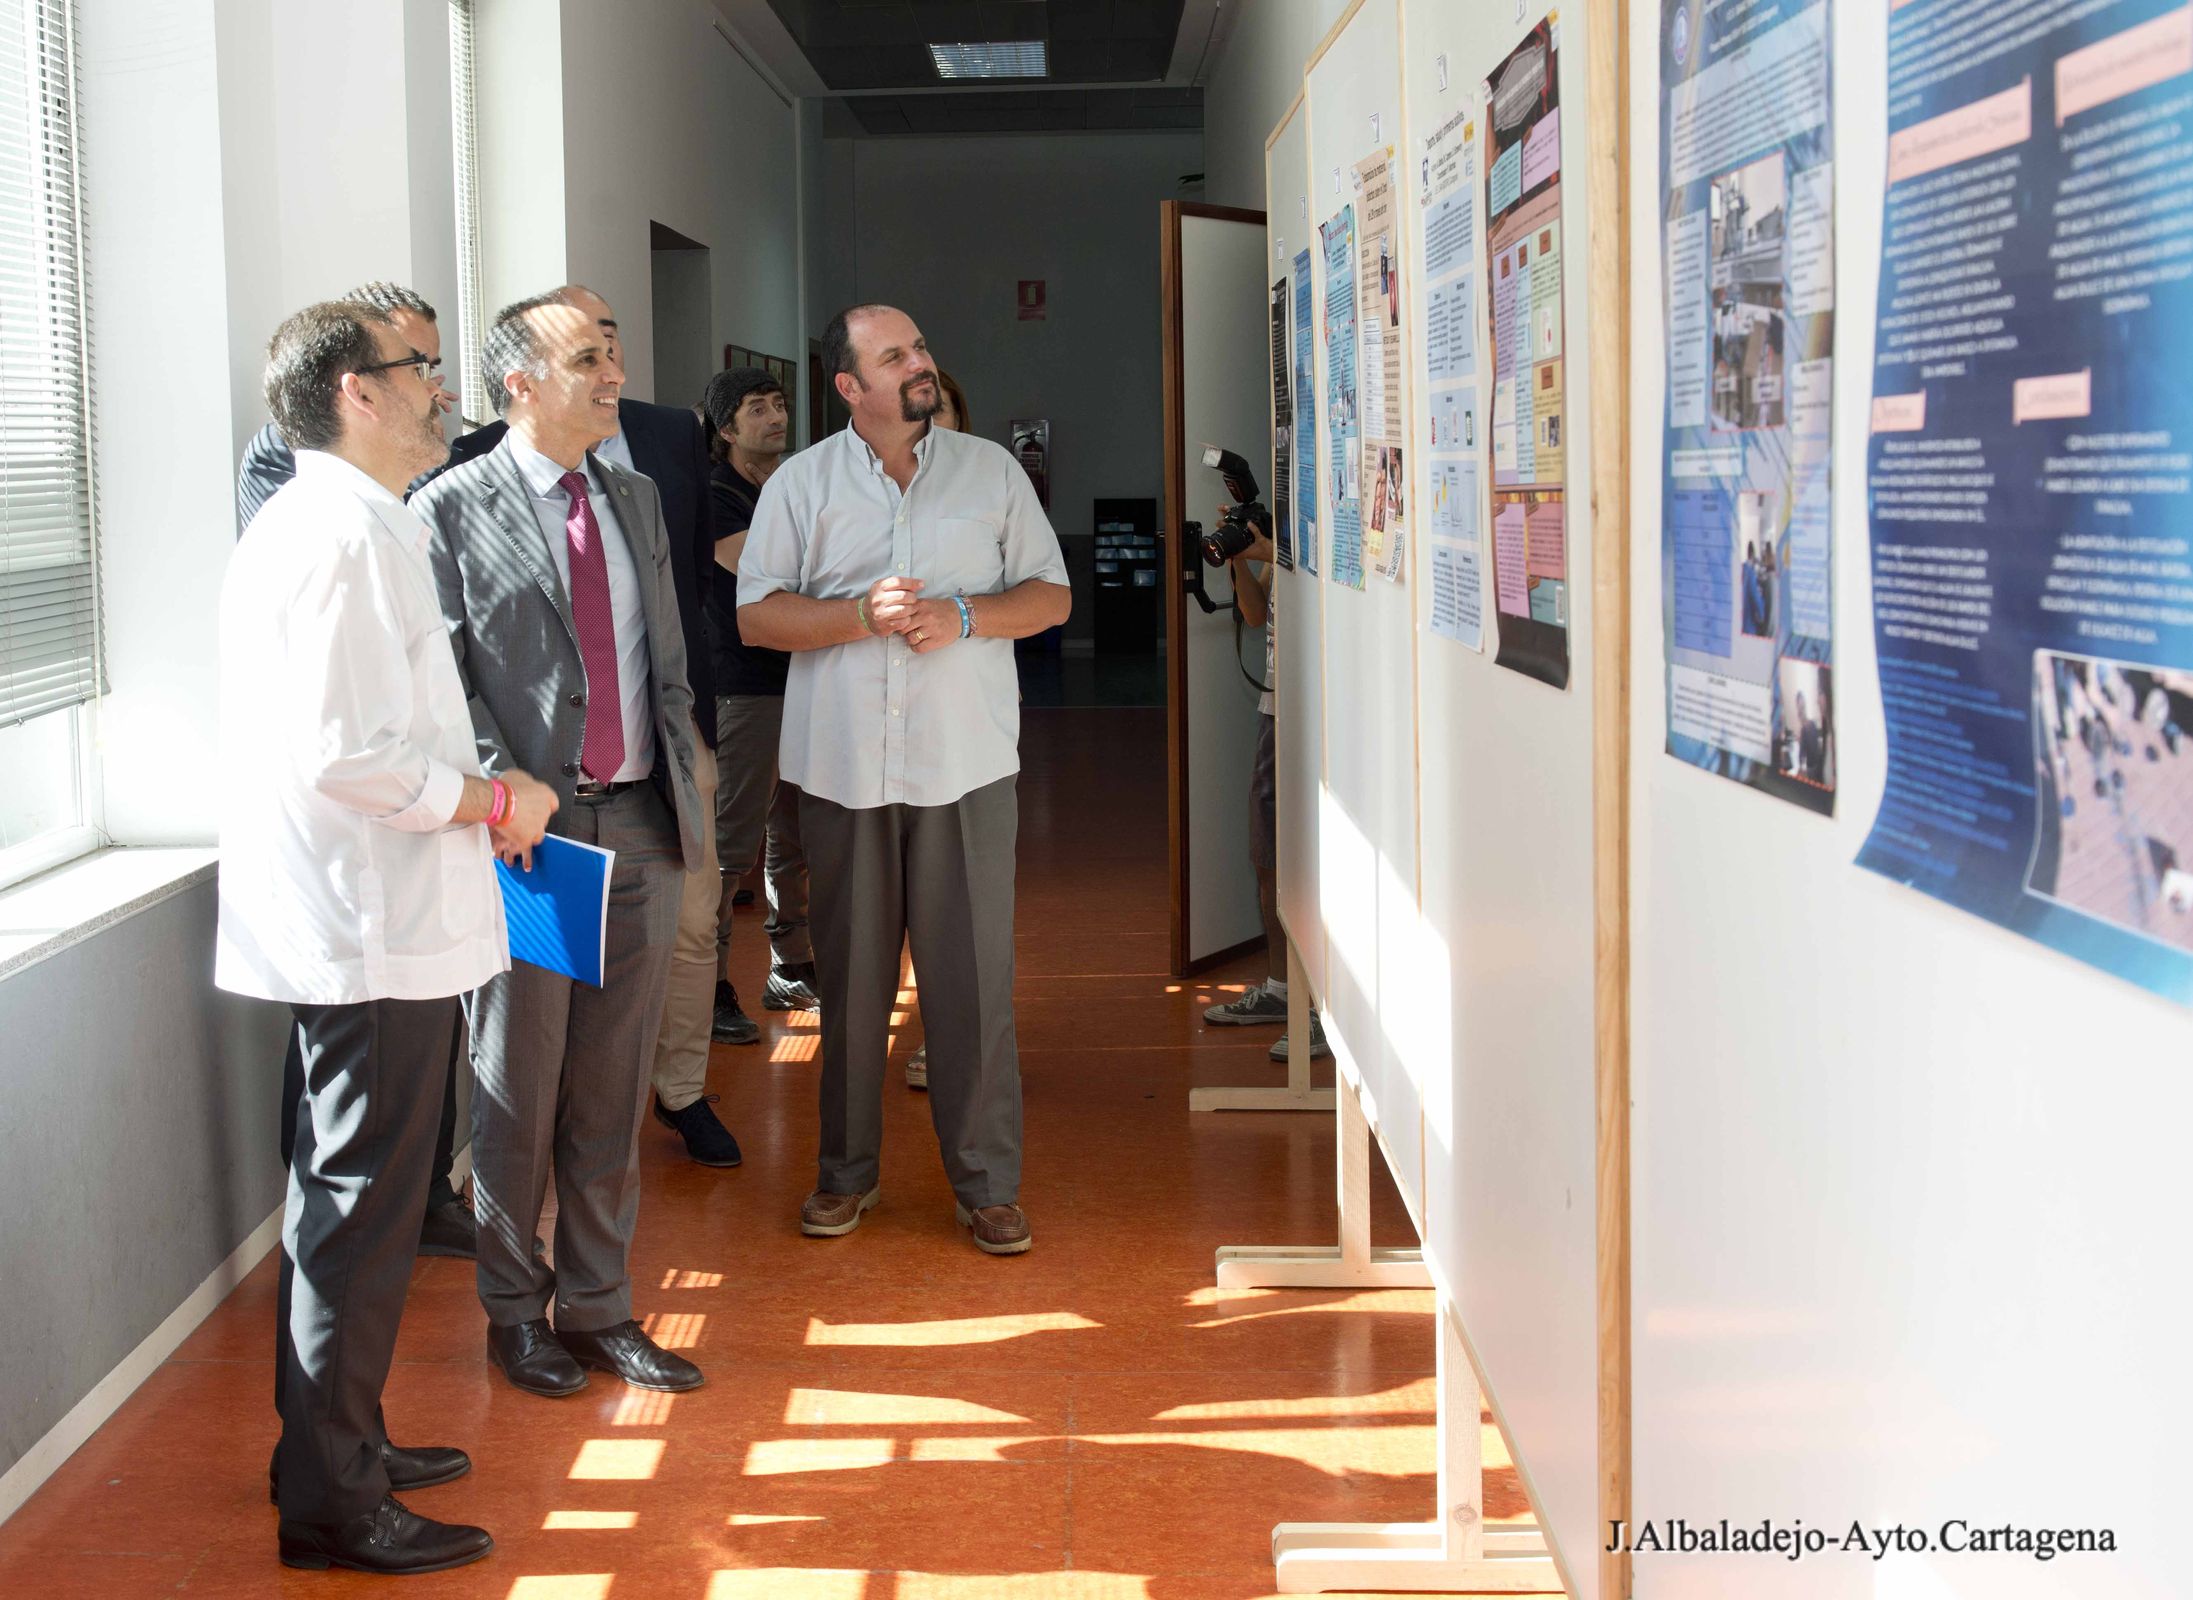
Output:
top-left (954, 1201), bottom-right (1032, 1255)
top-left (800, 1185), bottom-right (882, 1237)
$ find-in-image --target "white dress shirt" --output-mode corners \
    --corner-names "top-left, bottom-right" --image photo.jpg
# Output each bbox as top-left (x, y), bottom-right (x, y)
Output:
top-left (216, 450), bottom-right (506, 1004)
top-left (506, 429), bottom-right (657, 782)
top-left (739, 425), bottom-right (1069, 810)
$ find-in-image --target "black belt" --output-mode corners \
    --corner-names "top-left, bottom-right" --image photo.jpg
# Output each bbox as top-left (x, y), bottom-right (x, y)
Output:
top-left (571, 778), bottom-right (646, 801)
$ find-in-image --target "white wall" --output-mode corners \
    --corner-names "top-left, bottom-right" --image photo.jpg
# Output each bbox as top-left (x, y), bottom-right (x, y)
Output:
top-left (86, 0), bottom-right (458, 846)
top-left (555, 0), bottom-right (799, 408)
top-left (1626, 1), bottom-right (2193, 1594)
top-left (1202, 0), bottom-right (1347, 212)
top-left (475, 0), bottom-right (566, 321)
top-left (847, 131), bottom-right (1203, 644)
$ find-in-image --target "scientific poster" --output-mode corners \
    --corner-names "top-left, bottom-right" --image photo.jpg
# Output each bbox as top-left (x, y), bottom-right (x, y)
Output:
top-left (1322, 204), bottom-right (1366, 589)
top-left (1485, 15), bottom-right (1570, 688)
top-left (1858, 0), bottom-right (2193, 1002)
top-left (1357, 148), bottom-right (1408, 584)
top-left (1420, 102), bottom-right (1486, 648)
top-left (1293, 248), bottom-right (1319, 574)
top-left (1659, 0), bottom-right (1836, 812)
top-left (1270, 273), bottom-right (1295, 570)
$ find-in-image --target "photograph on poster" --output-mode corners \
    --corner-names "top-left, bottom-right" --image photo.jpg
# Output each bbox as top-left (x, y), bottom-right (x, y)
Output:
top-left (1709, 153), bottom-right (1789, 432)
top-left (1739, 489), bottom-right (1779, 638)
top-left (1775, 657), bottom-right (1834, 790)
top-left (2029, 653), bottom-right (2193, 954)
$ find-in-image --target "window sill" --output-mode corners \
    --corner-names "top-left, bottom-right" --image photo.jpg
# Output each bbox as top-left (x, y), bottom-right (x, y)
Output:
top-left (0, 846), bottom-right (218, 983)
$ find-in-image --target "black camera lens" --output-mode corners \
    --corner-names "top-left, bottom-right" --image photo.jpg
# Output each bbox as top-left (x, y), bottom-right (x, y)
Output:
top-left (1200, 518), bottom-right (1257, 566)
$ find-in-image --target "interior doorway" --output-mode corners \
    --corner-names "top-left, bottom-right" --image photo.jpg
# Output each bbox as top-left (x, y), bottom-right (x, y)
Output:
top-left (648, 220), bottom-right (711, 410)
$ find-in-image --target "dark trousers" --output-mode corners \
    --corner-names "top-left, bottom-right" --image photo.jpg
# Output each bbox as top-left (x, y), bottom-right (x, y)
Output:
top-left (801, 774), bottom-right (1023, 1208)
top-left (469, 783), bottom-right (683, 1332)
top-left (274, 1007), bottom-right (461, 1414)
top-left (274, 997), bottom-right (456, 1523)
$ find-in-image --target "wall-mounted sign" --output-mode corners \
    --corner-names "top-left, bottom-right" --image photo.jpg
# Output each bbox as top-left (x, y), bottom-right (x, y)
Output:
top-left (1017, 280), bottom-right (1047, 321)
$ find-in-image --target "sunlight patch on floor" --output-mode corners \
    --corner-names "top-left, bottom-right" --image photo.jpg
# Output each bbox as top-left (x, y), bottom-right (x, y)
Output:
top-left (784, 1387), bottom-right (1031, 1427)
top-left (506, 1577), bottom-right (613, 1600)
top-left (641, 1311), bottom-right (706, 1349)
top-left (541, 1510), bottom-right (638, 1530)
top-left (609, 1388), bottom-right (676, 1427)
top-left (1153, 1376), bottom-right (1437, 1420)
top-left (568, 1439), bottom-right (665, 1481)
top-left (659, 1268), bottom-right (725, 1289)
top-left (743, 1436), bottom-right (896, 1476)
top-left (804, 1311), bottom-right (1100, 1347)
top-left (1075, 1423), bottom-right (1435, 1478)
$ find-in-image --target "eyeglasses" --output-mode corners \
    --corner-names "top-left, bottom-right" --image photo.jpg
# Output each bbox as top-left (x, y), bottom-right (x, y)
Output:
top-left (356, 351), bottom-right (440, 384)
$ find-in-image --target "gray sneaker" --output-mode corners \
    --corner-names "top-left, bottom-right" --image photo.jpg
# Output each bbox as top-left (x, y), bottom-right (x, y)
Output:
top-left (1269, 1013), bottom-right (1332, 1061)
top-left (1204, 981), bottom-right (1288, 1026)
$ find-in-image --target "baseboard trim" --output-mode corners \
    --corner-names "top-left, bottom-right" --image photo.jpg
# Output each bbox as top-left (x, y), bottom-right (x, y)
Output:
top-left (0, 1198), bottom-right (284, 1527)
top-left (0, 1137), bottom-right (478, 1527)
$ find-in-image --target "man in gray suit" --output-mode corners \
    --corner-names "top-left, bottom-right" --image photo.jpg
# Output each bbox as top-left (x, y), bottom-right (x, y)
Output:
top-left (413, 292), bottom-right (706, 1397)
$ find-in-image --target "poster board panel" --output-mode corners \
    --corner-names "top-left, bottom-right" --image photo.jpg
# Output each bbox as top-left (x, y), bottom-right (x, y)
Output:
top-left (1270, 95), bottom-right (1329, 1002)
top-left (1628, 2), bottom-right (2193, 1594)
top-left (1307, 0), bottom-right (1426, 1210)
top-left (1405, 0), bottom-right (1604, 1591)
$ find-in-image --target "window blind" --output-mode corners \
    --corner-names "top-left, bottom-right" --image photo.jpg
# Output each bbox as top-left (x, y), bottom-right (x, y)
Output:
top-left (449, 0), bottom-right (487, 426)
top-left (0, 0), bottom-right (98, 730)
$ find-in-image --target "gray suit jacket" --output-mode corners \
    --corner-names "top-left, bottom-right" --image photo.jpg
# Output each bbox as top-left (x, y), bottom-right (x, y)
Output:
top-left (413, 434), bottom-right (704, 872)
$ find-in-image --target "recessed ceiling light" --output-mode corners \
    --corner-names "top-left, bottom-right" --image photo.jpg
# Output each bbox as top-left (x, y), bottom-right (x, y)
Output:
top-left (929, 41), bottom-right (1047, 79)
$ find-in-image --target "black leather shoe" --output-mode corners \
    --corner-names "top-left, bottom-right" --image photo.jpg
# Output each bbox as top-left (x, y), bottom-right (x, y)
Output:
top-left (762, 961), bottom-right (821, 1011)
top-left (558, 1319), bottom-right (705, 1392)
top-left (488, 1318), bottom-right (587, 1397)
top-left (711, 980), bottom-right (760, 1045)
top-left (732, 886), bottom-right (754, 907)
top-left (652, 1092), bottom-right (742, 1166)
top-left (417, 1197), bottom-right (478, 1258)
top-left (278, 1494), bottom-right (493, 1574)
top-left (268, 1442), bottom-right (471, 1505)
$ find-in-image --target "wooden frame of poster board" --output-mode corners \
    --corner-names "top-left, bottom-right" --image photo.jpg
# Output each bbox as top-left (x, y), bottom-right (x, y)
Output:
top-left (1231, 0), bottom-right (1632, 1593)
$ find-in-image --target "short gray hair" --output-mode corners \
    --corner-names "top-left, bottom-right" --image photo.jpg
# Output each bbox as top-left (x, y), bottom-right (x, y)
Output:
top-left (263, 300), bottom-right (392, 451)
top-left (344, 281), bottom-right (436, 321)
top-left (480, 291), bottom-right (564, 416)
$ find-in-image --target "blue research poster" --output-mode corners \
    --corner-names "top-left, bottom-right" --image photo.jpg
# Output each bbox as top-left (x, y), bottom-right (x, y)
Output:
top-left (1293, 248), bottom-right (1318, 573)
top-left (1659, 0), bottom-right (1836, 812)
top-left (1322, 204), bottom-right (1365, 589)
top-left (1859, 0), bottom-right (2193, 1001)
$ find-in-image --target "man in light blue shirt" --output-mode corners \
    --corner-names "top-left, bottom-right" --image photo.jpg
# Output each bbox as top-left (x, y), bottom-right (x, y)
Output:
top-left (741, 304), bottom-right (1070, 1255)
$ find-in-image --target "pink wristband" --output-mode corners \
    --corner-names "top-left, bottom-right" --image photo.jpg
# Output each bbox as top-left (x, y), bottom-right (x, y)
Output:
top-left (488, 778), bottom-right (511, 827)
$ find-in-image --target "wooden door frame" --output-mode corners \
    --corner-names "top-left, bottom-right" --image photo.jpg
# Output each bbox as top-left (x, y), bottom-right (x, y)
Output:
top-left (1586, 0), bottom-right (1634, 1591)
top-left (1162, 198), bottom-right (1270, 978)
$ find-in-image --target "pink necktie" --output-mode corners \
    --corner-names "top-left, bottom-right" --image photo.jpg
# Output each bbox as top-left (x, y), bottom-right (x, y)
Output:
top-left (560, 470), bottom-right (625, 781)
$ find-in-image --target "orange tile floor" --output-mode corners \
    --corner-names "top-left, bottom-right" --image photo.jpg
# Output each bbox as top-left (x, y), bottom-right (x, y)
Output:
top-left (0, 708), bottom-right (1551, 1598)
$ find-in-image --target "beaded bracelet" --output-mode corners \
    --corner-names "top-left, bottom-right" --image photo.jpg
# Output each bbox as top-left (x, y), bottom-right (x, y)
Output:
top-left (953, 595), bottom-right (974, 639)
top-left (857, 595), bottom-right (875, 635)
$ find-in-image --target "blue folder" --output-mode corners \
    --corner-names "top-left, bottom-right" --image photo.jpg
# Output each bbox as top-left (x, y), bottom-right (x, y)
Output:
top-left (494, 834), bottom-right (615, 986)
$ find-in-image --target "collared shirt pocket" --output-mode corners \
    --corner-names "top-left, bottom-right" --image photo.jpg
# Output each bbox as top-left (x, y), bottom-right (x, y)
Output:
top-left (930, 514), bottom-right (1007, 595)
